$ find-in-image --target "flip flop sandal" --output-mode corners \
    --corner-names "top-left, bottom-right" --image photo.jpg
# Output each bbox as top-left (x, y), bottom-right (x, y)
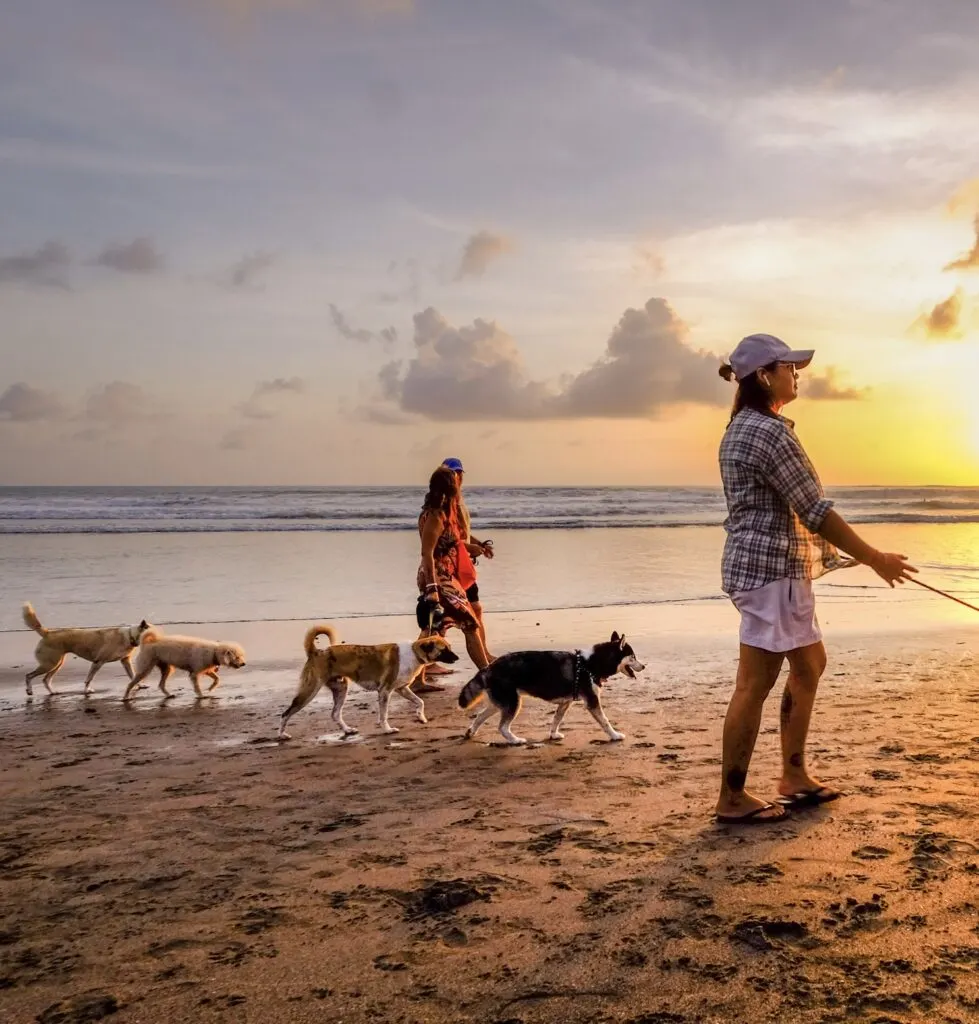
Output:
top-left (715, 802), bottom-right (789, 826)
top-left (776, 786), bottom-right (842, 809)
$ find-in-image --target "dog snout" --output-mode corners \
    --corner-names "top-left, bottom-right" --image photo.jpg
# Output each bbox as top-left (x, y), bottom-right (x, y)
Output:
top-left (439, 649), bottom-right (460, 663)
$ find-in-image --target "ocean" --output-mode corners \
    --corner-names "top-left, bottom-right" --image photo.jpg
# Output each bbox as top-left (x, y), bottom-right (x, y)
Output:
top-left (2, 485), bottom-right (979, 633)
top-left (4, 485), bottom-right (979, 534)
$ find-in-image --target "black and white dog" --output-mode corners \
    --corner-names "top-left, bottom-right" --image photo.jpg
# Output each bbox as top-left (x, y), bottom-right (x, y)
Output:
top-left (458, 632), bottom-right (645, 745)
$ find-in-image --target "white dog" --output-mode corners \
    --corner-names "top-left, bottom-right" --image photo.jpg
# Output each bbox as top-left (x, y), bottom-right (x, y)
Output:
top-left (125, 629), bottom-right (246, 700)
top-left (23, 602), bottom-right (152, 697)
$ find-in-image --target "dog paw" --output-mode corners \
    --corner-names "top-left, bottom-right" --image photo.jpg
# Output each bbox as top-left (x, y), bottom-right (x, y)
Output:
top-left (549, 731), bottom-right (565, 741)
top-left (417, 713), bottom-right (428, 725)
top-left (608, 730), bottom-right (625, 742)
top-left (505, 737), bottom-right (528, 746)
top-left (341, 726), bottom-right (359, 736)
top-left (382, 724), bottom-right (399, 734)
top-left (278, 732), bottom-right (292, 741)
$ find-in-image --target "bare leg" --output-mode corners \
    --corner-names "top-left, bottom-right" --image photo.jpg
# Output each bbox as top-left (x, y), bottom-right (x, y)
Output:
top-left (464, 701), bottom-right (496, 739)
top-left (470, 601), bottom-right (494, 661)
top-left (463, 628), bottom-right (490, 671)
top-left (549, 700), bottom-right (573, 740)
top-left (779, 641), bottom-right (837, 797)
top-left (396, 685), bottom-right (427, 724)
top-left (81, 661), bottom-right (105, 694)
top-left (716, 644), bottom-right (786, 820)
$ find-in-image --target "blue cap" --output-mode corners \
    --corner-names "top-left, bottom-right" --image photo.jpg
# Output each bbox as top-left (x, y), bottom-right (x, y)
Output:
top-left (442, 457), bottom-right (464, 472)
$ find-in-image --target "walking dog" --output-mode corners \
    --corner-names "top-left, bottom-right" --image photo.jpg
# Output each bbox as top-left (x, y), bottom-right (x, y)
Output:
top-left (278, 624), bottom-right (458, 739)
top-left (22, 602), bottom-right (152, 697)
top-left (124, 629), bottom-right (246, 700)
top-left (458, 632), bottom-right (645, 745)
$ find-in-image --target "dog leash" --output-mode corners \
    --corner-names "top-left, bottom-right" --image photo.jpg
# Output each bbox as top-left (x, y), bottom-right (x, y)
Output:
top-left (908, 576), bottom-right (979, 615)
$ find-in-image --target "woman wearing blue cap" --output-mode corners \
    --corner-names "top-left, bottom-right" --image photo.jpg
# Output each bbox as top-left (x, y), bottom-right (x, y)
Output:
top-left (714, 334), bottom-right (916, 825)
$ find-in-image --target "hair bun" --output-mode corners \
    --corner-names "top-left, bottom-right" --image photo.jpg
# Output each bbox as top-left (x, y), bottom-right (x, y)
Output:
top-left (718, 363), bottom-right (735, 382)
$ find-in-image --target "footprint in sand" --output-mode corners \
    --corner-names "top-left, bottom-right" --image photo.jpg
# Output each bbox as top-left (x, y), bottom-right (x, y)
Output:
top-left (851, 846), bottom-right (893, 861)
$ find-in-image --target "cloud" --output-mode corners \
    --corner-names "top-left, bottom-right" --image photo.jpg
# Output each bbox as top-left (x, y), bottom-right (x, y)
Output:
top-left (803, 368), bottom-right (868, 401)
top-left (915, 290), bottom-right (964, 340)
top-left (378, 298), bottom-right (726, 422)
top-left (237, 377), bottom-right (304, 419)
top-left (330, 304), bottom-right (397, 345)
top-left (96, 237), bottom-right (165, 274)
top-left (0, 241), bottom-right (70, 289)
top-left (948, 178), bottom-right (979, 216)
top-left (227, 251), bottom-right (274, 290)
top-left (0, 383), bottom-right (63, 422)
top-left (551, 299), bottom-right (726, 417)
top-left (456, 230), bottom-right (514, 280)
top-left (381, 307), bottom-right (548, 420)
top-left (220, 427), bottom-right (250, 450)
top-left (82, 382), bottom-right (153, 423)
top-left (944, 215), bottom-right (979, 272)
top-left (71, 382), bottom-right (155, 440)
top-left (633, 244), bottom-right (665, 278)
top-left (201, 0), bottom-right (413, 30)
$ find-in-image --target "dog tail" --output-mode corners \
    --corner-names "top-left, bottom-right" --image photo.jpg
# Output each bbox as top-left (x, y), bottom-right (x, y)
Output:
top-left (22, 602), bottom-right (46, 635)
top-left (304, 624), bottom-right (337, 659)
top-left (139, 628), bottom-right (163, 645)
top-left (458, 669), bottom-right (488, 709)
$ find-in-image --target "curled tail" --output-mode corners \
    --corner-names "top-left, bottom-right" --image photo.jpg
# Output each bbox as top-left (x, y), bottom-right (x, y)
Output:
top-left (458, 669), bottom-right (488, 709)
top-left (22, 602), bottom-right (46, 635)
top-left (139, 628), bottom-right (163, 646)
top-left (304, 624), bottom-right (338, 658)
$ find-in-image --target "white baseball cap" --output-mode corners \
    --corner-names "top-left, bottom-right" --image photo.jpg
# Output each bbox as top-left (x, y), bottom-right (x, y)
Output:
top-left (729, 334), bottom-right (814, 381)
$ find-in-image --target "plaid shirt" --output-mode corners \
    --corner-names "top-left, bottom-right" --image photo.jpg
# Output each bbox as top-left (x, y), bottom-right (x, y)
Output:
top-left (719, 408), bottom-right (845, 594)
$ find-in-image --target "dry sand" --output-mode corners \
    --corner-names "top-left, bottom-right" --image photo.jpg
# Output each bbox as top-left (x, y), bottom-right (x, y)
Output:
top-left (2, 599), bottom-right (979, 1023)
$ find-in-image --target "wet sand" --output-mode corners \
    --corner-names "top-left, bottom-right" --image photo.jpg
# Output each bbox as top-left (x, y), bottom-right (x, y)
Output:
top-left (2, 601), bottom-right (979, 1023)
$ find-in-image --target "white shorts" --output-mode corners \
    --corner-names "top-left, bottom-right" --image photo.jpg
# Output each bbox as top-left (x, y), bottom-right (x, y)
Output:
top-left (731, 577), bottom-right (822, 653)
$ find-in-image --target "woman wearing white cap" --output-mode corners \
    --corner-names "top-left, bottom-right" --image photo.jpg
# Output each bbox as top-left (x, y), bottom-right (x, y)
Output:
top-left (715, 334), bottom-right (916, 825)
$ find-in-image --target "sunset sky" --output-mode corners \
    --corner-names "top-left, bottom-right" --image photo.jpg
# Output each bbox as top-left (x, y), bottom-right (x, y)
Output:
top-left (2, 0), bottom-right (978, 486)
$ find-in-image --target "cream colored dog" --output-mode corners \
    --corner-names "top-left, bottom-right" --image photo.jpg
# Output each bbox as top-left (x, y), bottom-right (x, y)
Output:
top-left (23, 602), bottom-right (152, 697)
top-left (125, 629), bottom-right (246, 700)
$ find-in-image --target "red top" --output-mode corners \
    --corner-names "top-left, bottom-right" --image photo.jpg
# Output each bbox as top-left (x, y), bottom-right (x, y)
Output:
top-left (449, 506), bottom-right (478, 590)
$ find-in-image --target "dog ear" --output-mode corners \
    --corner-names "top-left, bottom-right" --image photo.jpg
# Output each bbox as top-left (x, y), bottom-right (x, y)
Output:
top-left (610, 631), bottom-right (620, 644)
top-left (619, 633), bottom-right (626, 648)
top-left (139, 620), bottom-right (148, 630)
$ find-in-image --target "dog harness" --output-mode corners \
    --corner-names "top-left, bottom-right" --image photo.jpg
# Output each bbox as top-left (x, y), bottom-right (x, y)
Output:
top-left (571, 651), bottom-right (600, 701)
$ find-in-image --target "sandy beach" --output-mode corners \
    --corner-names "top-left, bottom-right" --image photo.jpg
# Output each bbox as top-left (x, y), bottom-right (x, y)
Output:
top-left (2, 595), bottom-right (979, 1023)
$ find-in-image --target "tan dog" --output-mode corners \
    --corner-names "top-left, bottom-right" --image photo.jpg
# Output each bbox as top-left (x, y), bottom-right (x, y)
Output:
top-left (23, 602), bottom-right (152, 697)
top-left (124, 629), bottom-right (246, 700)
top-left (278, 624), bottom-right (459, 739)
